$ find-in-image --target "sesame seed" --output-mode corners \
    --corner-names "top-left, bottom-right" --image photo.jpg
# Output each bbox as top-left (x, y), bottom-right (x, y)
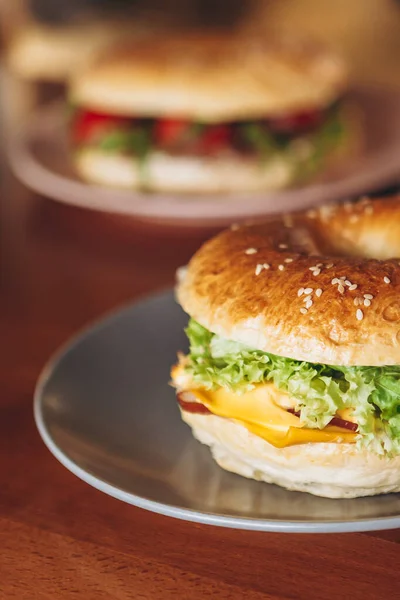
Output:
top-left (315, 288), bottom-right (322, 297)
top-left (279, 243), bottom-right (288, 249)
top-left (384, 276), bottom-right (391, 284)
top-left (364, 299), bottom-right (371, 307)
top-left (349, 284), bottom-right (358, 291)
top-left (297, 288), bottom-right (305, 297)
top-left (305, 299), bottom-right (313, 309)
top-left (255, 264), bottom-right (263, 276)
top-left (326, 263), bottom-right (334, 269)
top-left (304, 287), bottom-right (313, 294)
top-left (303, 295), bottom-right (312, 303)
top-left (300, 308), bottom-right (308, 315)
top-left (338, 285), bottom-right (345, 294)
top-left (356, 309), bottom-right (364, 321)
top-left (263, 263), bottom-right (270, 270)
top-left (278, 264), bottom-right (285, 271)
top-left (344, 280), bottom-right (352, 286)
top-left (354, 298), bottom-right (360, 306)
top-left (332, 278), bottom-right (340, 285)
top-left (245, 247), bottom-right (257, 255)
top-left (312, 268), bottom-right (321, 276)
top-left (364, 294), bottom-right (373, 300)
top-left (284, 258), bottom-right (293, 263)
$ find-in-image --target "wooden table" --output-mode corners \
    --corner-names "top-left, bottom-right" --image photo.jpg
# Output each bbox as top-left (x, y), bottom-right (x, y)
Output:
top-left (1, 165), bottom-right (399, 599)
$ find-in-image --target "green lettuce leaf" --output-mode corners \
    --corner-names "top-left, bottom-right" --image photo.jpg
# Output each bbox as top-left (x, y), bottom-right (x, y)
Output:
top-left (241, 123), bottom-right (279, 160)
top-left (184, 319), bottom-right (400, 455)
top-left (98, 128), bottom-right (151, 161)
top-left (96, 127), bottom-right (152, 187)
top-left (238, 105), bottom-right (346, 179)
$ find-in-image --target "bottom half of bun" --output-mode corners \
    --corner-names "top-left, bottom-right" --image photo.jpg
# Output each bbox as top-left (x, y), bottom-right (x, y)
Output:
top-left (74, 148), bottom-right (302, 193)
top-left (72, 135), bottom-right (355, 194)
top-left (181, 410), bottom-right (400, 498)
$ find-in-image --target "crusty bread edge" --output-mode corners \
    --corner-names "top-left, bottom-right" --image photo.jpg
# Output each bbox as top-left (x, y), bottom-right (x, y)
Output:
top-left (181, 411), bottom-right (400, 498)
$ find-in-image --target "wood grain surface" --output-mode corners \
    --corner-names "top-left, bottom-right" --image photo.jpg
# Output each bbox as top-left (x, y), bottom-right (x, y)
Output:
top-left (1, 165), bottom-right (399, 600)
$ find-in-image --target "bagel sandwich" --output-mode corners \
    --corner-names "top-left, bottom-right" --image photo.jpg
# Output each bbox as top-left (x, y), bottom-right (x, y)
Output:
top-left (171, 196), bottom-right (400, 498)
top-left (68, 31), bottom-right (353, 193)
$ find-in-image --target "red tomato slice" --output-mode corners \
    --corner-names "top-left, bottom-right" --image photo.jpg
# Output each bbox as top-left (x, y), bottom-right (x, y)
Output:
top-left (154, 118), bottom-right (191, 145)
top-left (200, 124), bottom-right (231, 153)
top-left (176, 392), bottom-right (212, 415)
top-left (72, 110), bottom-right (131, 143)
top-left (269, 109), bottom-right (324, 134)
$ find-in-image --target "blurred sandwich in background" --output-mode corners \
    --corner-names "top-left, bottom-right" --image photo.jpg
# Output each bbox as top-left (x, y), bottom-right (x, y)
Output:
top-left (68, 30), bottom-right (358, 194)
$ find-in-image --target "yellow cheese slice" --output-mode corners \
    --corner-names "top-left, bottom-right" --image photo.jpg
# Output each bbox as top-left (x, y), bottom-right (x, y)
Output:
top-left (186, 385), bottom-right (357, 448)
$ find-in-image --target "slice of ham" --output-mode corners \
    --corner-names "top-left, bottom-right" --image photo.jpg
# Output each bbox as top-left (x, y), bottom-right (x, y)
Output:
top-left (177, 391), bottom-right (212, 415)
top-left (328, 416), bottom-right (358, 432)
top-left (287, 408), bottom-right (358, 432)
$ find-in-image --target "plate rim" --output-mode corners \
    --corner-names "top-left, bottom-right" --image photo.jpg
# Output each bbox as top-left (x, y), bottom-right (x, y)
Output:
top-left (33, 289), bottom-right (400, 533)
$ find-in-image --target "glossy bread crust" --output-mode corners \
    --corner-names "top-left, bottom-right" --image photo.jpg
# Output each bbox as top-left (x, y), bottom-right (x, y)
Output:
top-left (177, 196), bottom-right (400, 366)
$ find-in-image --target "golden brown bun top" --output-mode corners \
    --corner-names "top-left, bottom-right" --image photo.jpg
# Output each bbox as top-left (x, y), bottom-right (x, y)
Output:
top-left (177, 196), bottom-right (400, 366)
top-left (70, 30), bottom-right (347, 121)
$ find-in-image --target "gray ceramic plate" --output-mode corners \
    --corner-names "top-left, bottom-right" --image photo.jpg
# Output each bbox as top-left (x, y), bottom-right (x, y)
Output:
top-left (34, 290), bottom-right (400, 533)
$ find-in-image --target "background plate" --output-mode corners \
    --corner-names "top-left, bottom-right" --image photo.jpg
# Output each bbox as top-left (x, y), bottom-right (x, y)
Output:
top-left (34, 290), bottom-right (400, 532)
top-left (11, 87), bottom-right (400, 226)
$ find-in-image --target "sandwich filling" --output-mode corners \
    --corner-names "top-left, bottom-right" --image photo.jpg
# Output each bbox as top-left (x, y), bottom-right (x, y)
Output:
top-left (70, 101), bottom-right (346, 185)
top-left (171, 319), bottom-right (400, 456)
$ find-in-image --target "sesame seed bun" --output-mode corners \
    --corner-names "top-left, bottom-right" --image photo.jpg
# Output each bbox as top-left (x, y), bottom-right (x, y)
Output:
top-left (69, 31), bottom-right (347, 121)
top-left (181, 410), bottom-right (400, 498)
top-left (176, 196), bottom-right (400, 366)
